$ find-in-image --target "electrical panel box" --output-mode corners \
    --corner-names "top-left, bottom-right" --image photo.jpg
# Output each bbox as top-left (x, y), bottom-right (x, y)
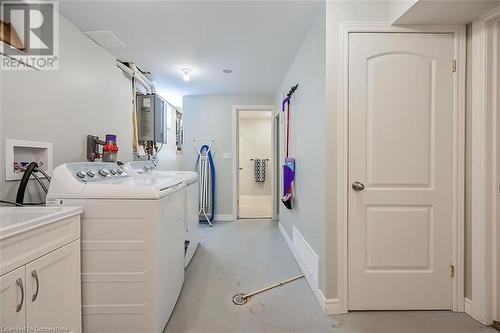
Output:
top-left (136, 94), bottom-right (165, 143)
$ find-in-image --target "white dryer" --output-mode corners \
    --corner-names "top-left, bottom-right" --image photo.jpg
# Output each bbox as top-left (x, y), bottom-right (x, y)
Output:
top-left (124, 161), bottom-right (199, 267)
top-left (46, 162), bottom-right (186, 333)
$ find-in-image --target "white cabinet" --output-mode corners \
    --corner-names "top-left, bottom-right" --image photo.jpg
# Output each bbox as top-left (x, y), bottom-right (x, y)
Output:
top-left (0, 241), bottom-right (81, 333)
top-left (26, 241), bottom-right (81, 333)
top-left (0, 266), bottom-right (26, 329)
top-left (0, 208), bottom-right (81, 333)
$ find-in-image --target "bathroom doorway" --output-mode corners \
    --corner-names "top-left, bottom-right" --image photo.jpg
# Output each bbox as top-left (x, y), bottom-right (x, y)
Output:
top-left (233, 108), bottom-right (274, 219)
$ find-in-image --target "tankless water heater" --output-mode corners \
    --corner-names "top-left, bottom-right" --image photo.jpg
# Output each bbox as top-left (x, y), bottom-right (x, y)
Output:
top-left (136, 94), bottom-right (165, 143)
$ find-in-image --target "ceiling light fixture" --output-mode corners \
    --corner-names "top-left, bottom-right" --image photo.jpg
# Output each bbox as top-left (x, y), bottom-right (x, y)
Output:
top-left (222, 69), bottom-right (233, 74)
top-left (181, 68), bottom-right (192, 82)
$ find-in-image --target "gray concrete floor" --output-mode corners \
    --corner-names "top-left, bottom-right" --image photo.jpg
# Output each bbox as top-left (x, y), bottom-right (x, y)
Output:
top-left (165, 220), bottom-right (496, 333)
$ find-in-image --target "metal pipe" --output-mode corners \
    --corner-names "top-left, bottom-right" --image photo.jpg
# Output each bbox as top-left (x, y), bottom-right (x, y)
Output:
top-left (129, 63), bottom-right (156, 93)
top-left (116, 61), bottom-right (152, 93)
top-left (116, 60), bottom-right (133, 76)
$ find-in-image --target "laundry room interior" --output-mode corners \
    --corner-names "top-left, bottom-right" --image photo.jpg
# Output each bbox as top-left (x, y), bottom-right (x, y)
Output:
top-left (1, 1), bottom-right (500, 332)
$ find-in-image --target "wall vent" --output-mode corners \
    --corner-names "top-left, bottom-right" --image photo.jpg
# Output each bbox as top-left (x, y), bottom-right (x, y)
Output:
top-left (292, 226), bottom-right (319, 287)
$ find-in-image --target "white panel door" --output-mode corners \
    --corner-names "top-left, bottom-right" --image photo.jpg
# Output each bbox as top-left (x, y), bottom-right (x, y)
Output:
top-left (348, 33), bottom-right (454, 310)
top-left (0, 267), bottom-right (26, 330)
top-left (26, 241), bottom-right (81, 333)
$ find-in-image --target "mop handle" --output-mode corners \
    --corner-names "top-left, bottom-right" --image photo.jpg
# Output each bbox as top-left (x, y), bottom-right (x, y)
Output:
top-left (282, 84), bottom-right (298, 159)
top-left (241, 274), bottom-right (304, 299)
top-left (286, 101), bottom-right (290, 158)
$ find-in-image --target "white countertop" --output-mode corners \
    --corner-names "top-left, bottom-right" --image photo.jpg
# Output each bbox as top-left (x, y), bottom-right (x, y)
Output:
top-left (0, 206), bottom-right (83, 240)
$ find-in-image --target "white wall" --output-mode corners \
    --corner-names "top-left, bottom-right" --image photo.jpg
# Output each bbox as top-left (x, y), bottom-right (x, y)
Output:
top-left (154, 103), bottom-right (181, 171)
top-left (181, 95), bottom-right (274, 217)
top-left (239, 115), bottom-right (272, 196)
top-left (323, 0), bottom-right (418, 299)
top-left (276, 8), bottom-right (327, 293)
top-left (274, 0), bottom-right (415, 301)
top-left (0, 14), bottom-right (134, 202)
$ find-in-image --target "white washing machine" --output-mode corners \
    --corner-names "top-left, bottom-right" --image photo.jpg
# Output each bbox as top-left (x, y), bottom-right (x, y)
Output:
top-left (124, 161), bottom-right (199, 267)
top-left (46, 162), bottom-right (186, 333)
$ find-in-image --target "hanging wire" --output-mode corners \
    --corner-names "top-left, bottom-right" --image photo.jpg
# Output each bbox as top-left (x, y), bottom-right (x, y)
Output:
top-left (152, 142), bottom-right (164, 167)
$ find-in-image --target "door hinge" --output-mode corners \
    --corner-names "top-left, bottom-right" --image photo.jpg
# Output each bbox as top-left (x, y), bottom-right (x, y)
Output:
top-left (450, 265), bottom-right (455, 278)
top-left (451, 60), bottom-right (457, 73)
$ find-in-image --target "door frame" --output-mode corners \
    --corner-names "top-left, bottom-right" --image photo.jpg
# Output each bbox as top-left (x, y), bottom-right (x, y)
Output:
top-left (231, 104), bottom-right (276, 220)
top-left (336, 23), bottom-right (466, 314)
top-left (469, 8), bottom-right (500, 325)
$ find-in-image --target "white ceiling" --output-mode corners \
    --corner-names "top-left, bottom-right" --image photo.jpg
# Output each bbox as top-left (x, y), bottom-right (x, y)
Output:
top-left (59, 1), bottom-right (323, 107)
top-left (393, 0), bottom-right (500, 25)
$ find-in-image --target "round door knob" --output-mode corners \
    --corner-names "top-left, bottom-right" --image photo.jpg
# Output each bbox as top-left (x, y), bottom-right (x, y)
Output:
top-left (352, 181), bottom-right (365, 192)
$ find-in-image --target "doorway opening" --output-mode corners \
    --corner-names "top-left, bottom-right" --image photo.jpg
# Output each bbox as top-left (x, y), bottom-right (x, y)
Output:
top-left (238, 110), bottom-right (272, 219)
top-left (233, 106), bottom-right (275, 220)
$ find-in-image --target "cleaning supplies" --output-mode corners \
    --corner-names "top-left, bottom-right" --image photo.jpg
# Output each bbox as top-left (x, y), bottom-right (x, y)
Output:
top-left (281, 84), bottom-right (298, 209)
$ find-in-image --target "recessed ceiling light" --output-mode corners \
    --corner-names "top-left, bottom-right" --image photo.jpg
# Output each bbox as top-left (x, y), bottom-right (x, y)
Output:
top-left (181, 68), bottom-right (192, 82)
top-left (222, 69), bottom-right (233, 74)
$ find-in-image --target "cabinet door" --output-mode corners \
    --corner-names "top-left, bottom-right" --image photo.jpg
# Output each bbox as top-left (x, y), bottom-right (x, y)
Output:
top-left (26, 240), bottom-right (81, 333)
top-left (0, 266), bottom-right (26, 330)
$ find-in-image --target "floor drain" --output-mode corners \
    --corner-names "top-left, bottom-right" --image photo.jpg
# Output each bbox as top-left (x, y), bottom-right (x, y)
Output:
top-left (232, 294), bottom-right (248, 305)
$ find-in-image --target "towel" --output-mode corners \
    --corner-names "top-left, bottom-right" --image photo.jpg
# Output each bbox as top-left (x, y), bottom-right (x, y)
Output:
top-left (253, 159), bottom-right (267, 183)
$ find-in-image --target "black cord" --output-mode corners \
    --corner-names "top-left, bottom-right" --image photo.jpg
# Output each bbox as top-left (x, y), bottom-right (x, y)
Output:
top-left (16, 162), bottom-right (38, 205)
top-left (14, 161), bottom-right (51, 205)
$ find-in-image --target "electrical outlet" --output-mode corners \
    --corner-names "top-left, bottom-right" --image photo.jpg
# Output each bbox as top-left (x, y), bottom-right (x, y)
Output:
top-left (223, 153), bottom-right (232, 160)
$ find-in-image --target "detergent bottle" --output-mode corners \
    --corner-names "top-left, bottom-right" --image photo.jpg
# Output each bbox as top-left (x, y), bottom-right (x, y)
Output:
top-left (102, 134), bottom-right (119, 162)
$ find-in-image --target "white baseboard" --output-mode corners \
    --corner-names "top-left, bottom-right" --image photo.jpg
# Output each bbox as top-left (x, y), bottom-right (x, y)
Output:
top-left (278, 222), bottom-right (341, 315)
top-left (214, 214), bottom-right (235, 221)
top-left (464, 297), bottom-right (472, 316)
top-left (325, 298), bottom-right (341, 315)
